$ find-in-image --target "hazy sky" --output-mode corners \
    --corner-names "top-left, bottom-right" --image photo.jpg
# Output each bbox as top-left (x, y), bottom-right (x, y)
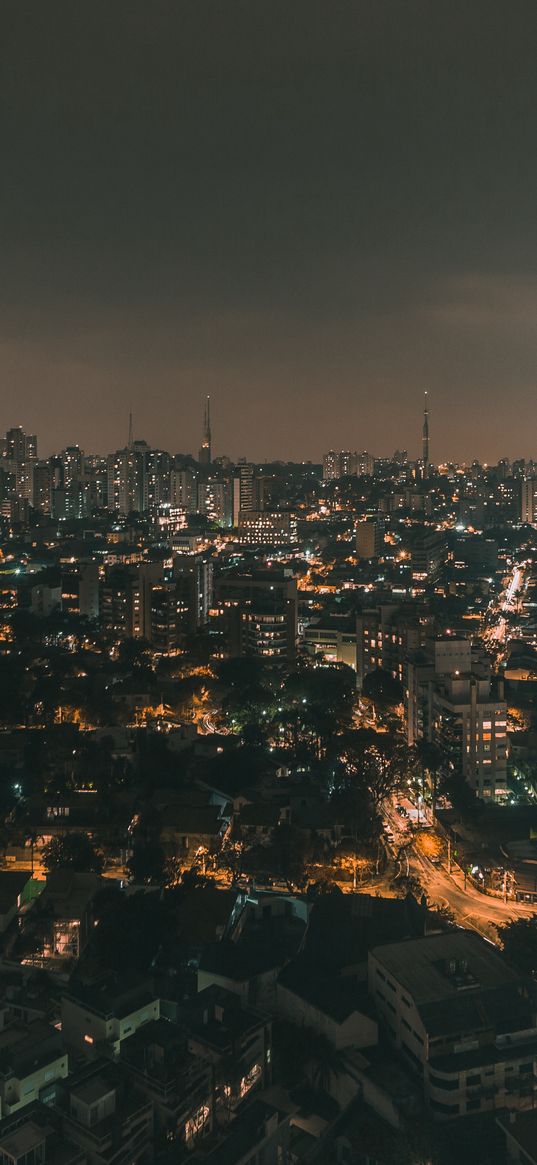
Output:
top-left (3, 1), bottom-right (537, 462)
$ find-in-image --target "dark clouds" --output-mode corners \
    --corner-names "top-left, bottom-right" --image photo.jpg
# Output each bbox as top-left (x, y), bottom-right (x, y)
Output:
top-left (2, 1), bottom-right (537, 460)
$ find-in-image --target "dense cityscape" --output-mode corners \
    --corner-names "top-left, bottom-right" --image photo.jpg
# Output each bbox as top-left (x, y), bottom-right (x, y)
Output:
top-left (6, 0), bottom-right (537, 1162)
top-left (0, 401), bottom-right (534, 1164)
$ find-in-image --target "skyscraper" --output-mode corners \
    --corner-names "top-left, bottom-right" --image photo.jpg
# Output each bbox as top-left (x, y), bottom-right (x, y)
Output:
top-left (198, 395), bottom-right (212, 466)
top-left (521, 477), bottom-right (537, 525)
top-left (422, 391), bottom-right (430, 473)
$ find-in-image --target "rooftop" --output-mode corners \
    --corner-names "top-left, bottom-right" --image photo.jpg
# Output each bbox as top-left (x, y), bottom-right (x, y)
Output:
top-left (370, 931), bottom-right (518, 1004)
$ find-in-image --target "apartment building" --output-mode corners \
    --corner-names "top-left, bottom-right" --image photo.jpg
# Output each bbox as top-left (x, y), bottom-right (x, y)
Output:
top-left (369, 932), bottom-right (537, 1120)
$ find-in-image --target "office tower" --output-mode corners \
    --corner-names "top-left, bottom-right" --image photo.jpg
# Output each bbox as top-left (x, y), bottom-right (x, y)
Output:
top-left (521, 478), bottom-right (537, 525)
top-left (422, 391), bottom-right (430, 474)
top-left (198, 395), bottom-right (212, 466)
top-left (233, 463), bottom-right (255, 525)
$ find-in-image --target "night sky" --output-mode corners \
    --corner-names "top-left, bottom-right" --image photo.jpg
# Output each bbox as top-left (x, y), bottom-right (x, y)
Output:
top-left (3, 1), bottom-right (537, 462)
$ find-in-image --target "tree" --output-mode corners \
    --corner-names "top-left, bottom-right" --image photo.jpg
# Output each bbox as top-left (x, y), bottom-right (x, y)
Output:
top-left (497, 915), bottom-right (537, 975)
top-left (411, 740), bottom-right (443, 811)
top-left (42, 832), bottom-right (104, 875)
top-left (362, 668), bottom-right (404, 709)
top-left (89, 891), bottom-right (171, 974)
top-left (331, 730), bottom-right (410, 812)
top-left (267, 823), bottom-right (313, 889)
top-left (127, 839), bottom-right (166, 885)
top-left (305, 1030), bottom-right (346, 1093)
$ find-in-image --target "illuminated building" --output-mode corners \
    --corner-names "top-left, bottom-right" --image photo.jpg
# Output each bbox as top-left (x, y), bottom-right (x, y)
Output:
top-left (406, 640), bottom-right (507, 799)
top-left (323, 449), bottom-right (374, 479)
top-left (106, 448), bottom-right (145, 514)
top-left (149, 581), bottom-right (189, 652)
top-left (236, 510), bottom-right (298, 547)
top-left (101, 566), bottom-right (143, 637)
top-left (215, 570), bottom-right (297, 658)
top-left (197, 477), bottom-right (232, 526)
top-left (370, 930), bottom-right (537, 1120)
top-left (4, 427), bottom-right (37, 464)
top-left (170, 465), bottom-right (197, 512)
top-left (233, 462), bottom-right (255, 525)
top-left (60, 445), bottom-right (84, 486)
top-left (356, 604), bottom-right (425, 689)
top-left (173, 553), bottom-right (213, 628)
top-left (32, 461), bottom-right (52, 513)
top-left (521, 477), bottom-right (537, 525)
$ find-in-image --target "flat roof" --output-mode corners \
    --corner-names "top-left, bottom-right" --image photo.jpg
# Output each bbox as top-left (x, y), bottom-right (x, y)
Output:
top-left (370, 931), bottom-right (518, 1003)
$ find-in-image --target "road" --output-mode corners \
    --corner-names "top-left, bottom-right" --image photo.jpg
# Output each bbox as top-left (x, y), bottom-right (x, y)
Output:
top-left (384, 801), bottom-right (536, 942)
top-left (412, 848), bottom-right (536, 940)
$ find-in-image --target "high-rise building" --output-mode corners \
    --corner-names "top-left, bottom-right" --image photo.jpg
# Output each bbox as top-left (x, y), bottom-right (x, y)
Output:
top-left (144, 450), bottom-right (172, 510)
top-left (32, 462), bottom-right (53, 513)
top-left (521, 478), bottom-right (537, 525)
top-left (173, 553), bottom-right (213, 628)
top-left (323, 450), bottom-right (374, 480)
top-left (356, 519), bottom-right (385, 559)
top-left (356, 603), bottom-right (425, 689)
top-left (149, 581), bottom-right (190, 652)
top-left (406, 640), bottom-right (507, 800)
top-left (215, 569), bottom-right (297, 659)
top-left (61, 445), bottom-right (84, 487)
top-left (101, 567), bottom-right (142, 637)
top-left (170, 467), bottom-right (197, 513)
top-left (197, 478), bottom-right (232, 526)
top-left (106, 449), bottom-right (145, 514)
top-left (5, 427), bottom-right (37, 464)
top-left (233, 463), bottom-right (255, 525)
top-left (198, 395), bottom-right (212, 466)
top-left (322, 451), bottom-right (340, 481)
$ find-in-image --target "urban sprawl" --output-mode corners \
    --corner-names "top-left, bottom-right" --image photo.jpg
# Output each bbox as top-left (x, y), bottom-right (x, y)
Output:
top-left (0, 399), bottom-right (536, 1164)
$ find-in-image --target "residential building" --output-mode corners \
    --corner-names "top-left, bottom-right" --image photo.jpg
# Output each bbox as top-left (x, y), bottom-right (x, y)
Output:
top-left (61, 979), bottom-right (160, 1058)
top-left (215, 570), bottom-right (297, 659)
top-left (369, 931), bottom-right (537, 1121)
top-left (406, 639), bottom-right (508, 799)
